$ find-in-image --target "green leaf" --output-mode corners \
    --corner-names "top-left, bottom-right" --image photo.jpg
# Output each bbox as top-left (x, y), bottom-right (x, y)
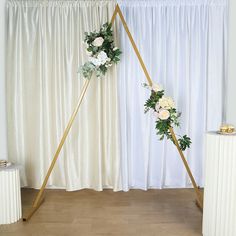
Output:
top-left (143, 86), bottom-right (192, 151)
top-left (178, 135), bottom-right (192, 151)
top-left (79, 21), bottom-right (122, 80)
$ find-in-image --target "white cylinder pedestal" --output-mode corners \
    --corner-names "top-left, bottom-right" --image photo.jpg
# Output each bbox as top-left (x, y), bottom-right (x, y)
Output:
top-left (203, 132), bottom-right (236, 236)
top-left (0, 165), bottom-right (22, 224)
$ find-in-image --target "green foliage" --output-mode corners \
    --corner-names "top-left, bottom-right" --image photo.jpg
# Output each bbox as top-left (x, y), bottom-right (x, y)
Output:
top-left (155, 119), bottom-right (171, 140)
top-left (144, 85), bottom-right (191, 151)
top-left (79, 22), bottom-right (122, 79)
top-left (178, 135), bottom-right (192, 151)
top-left (144, 90), bottom-right (165, 112)
top-left (80, 62), bottom-right (95, 79)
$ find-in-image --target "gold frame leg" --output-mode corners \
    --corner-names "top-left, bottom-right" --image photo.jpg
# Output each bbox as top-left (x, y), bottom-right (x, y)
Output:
top-left (24, 3), bottom-right (202, 221)
top-left (23, 197), bottom-right (45, 221)
top-left (23, 7), bottom-right (119, 221)
top-left (115, 4), bottom-right (203, 210)
top-left (169, 128), bottom-right (203, 209)
top-left (23, 79), bottom-right (91, 221)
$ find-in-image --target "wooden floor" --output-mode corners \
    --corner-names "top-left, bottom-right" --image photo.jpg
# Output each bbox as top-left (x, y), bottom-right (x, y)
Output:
top-left (0, 188), bottom-right (202, 236)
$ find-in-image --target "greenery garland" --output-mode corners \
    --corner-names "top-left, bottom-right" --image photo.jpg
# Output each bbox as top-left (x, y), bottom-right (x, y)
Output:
top-left (144, 83), bottom-right (191, 151)
top-left (79, 23), bottom-right (122, 79)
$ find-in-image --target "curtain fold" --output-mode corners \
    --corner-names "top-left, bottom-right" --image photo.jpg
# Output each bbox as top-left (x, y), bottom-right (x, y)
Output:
top-left (6, 0), bottom-right (228, 190)
top-left (6, 0), bottom-right (122, 191)
top-left (117, 0), bottom-right (227, 189)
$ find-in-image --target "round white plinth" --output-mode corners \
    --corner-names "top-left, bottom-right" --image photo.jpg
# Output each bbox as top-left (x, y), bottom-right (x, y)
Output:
top-left (203, 132), bottom-right (236, 236)
top-left (0, 165), bottom-right (22, 224)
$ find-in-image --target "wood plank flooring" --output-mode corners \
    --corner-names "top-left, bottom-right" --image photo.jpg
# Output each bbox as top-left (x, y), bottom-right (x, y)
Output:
top-left (0, 188), bottom-right (202, 236)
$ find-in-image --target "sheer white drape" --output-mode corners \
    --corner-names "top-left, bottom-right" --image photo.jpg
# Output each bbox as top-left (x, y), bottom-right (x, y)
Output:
top-left (6, 0), bottom-right (227, 190)
top-left (6, 0), bottom-right (122, 191)
top-left (117, 0), bottom-right (227, 189)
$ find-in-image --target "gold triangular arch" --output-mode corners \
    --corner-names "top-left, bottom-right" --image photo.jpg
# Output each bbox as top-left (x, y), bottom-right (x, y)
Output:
top-left (23, 4), bottom-right (203, 221)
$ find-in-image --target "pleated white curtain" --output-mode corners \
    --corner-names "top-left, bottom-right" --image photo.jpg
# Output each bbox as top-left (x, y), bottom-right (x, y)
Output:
top-left (6, 0), bottom-right (122, 191)
top-left (6, 0), bottom-right (228, 190)
top-left (117, 0), bottom-right (227, 189)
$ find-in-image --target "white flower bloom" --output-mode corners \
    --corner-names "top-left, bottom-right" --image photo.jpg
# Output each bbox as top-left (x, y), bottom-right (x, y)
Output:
top-left (158, 109), bottom-right (170, 120)
top-left (97, 51), bottom-right (109, 65)
top-left (159, 97), bottom-right (169, 109)
top-left (92, 37), bottom-right (104, 47)
top-left (152, 83), bottom-right (162, 92)
top-left (159, 96), bottom-right (175, 109)
top-left (88, 57), bottom-right (101, 67)
top-left (113, 47), bottom-right (118, 51)
top-left (167, 97), bottom-right (175, 108)
top-left (88, 51), bottom-right (110, 67)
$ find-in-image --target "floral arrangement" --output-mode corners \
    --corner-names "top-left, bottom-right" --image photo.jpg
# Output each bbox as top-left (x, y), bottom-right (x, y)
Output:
top-left (79, 23), bottom-right (122, 79)
top-left (144, 83), bottom-right (191, 151)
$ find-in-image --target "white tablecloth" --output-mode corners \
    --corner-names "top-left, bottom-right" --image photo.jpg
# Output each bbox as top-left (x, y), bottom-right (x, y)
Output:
top-left (203, 132), bottom-right (236, 236)
top-left (0, 165), bottom-right (22, 224)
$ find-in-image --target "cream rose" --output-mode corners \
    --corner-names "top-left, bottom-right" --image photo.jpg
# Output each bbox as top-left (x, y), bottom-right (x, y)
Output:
top-left (92, 37), bottom-right (104, 47)
top-left (159, 96), bottom-right (175, 109)
top-left (159, 97), bottom-right (169, 109)
top-left (167, 97), bottom-right (175, 108)
top-left (158, 109), bottom-right (170, 120)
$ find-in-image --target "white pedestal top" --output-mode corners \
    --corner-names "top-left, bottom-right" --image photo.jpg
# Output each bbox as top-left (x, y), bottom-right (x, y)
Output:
top-left (203, 132), bottom-right (236, 236)
top-left (0, 164), bottom-right (21, 171)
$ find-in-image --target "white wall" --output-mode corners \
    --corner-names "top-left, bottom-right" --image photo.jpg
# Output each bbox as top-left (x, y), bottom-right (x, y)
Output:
top-left (0, 0), bottom-right (7, 160)
top-left (227, 0), bottom-right (236, 125)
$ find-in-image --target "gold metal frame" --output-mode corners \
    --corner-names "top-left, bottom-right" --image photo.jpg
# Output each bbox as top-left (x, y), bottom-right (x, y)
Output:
top-left (23, 4), bottom-right (203, 221)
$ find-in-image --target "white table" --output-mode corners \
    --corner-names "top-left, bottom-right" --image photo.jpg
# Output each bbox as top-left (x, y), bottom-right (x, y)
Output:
top-left (0, 164), bottom-right (22, 224)
top-left (203, 132), bottom-right (236, 236)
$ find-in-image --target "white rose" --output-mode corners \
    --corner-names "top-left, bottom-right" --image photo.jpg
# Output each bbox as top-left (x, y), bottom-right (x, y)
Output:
top-left (88, 57), bottom-right (101, 67)
top-left (159, 96), bottom-right (175, 109)
top-left (113, 47), bottom-right (118, 51)
top-left (92, 37), bottom-right (104, 47)
top-left (159, 97), bottom-right (170, 109)
top-left (158, 109), bottom-right (170, 120)
top-left (97, 51), bottom-right (109, 65)
top-left (152, 83), bottom-right (162, 92)
top-left (167, 97), bottom-right (175, 108)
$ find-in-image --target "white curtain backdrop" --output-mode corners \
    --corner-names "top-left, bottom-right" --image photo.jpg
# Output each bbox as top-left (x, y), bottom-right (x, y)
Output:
top-left (117, 0), bottom-right (227, 189)
top-left (6, 0), bottom-right (227, 190)
top-left (6, 0), bottom-right (122, 191)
